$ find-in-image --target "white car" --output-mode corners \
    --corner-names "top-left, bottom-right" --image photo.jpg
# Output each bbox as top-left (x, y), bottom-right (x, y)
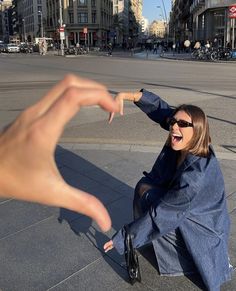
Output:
top-left (6, 44), bottom-right (20, 53)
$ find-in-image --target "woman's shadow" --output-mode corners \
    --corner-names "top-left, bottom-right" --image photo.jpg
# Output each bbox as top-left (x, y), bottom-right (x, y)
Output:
top-left (56, 145), bottom-right (134, 282)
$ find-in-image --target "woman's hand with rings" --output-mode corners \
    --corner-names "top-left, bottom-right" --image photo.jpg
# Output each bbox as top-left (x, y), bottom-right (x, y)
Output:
top-left (109, 92), bottom-right (125, 123)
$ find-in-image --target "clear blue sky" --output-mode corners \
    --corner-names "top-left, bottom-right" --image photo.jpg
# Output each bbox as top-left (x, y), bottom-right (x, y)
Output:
top-left (143, 0), bottom-right (172, 22)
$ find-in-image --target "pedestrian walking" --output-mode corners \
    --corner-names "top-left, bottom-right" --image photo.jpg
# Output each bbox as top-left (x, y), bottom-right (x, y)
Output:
top-left (184, 39), bottom-right (191, 53)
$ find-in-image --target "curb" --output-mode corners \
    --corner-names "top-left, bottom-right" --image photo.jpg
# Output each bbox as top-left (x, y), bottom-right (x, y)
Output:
top-left (58, 142), bottom-right (236, 161)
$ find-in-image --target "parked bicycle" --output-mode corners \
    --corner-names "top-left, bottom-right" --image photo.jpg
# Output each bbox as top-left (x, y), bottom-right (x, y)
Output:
top-left (191, 47), bottom-right (212, 60)
top-left (210, 47), bottom-right (232, 61)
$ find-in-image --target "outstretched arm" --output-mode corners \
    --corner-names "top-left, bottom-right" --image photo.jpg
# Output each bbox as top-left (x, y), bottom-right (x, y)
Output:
top-left (109, 90), bottom-right (173, 129)
top-left (109, 91), bottom-right (142, 123)
top-left (0, 74), bottom-right (119, 232)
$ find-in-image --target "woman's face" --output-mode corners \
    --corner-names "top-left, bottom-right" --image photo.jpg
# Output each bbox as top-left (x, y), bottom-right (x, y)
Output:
top-left (169, 110), bottom-right (194, 151)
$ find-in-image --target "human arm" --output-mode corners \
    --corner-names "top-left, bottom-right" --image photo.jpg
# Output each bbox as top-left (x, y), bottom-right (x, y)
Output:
top-left (109, 89), bottom-right (173, 130)
top-left (104, 159), bottom-right (203, 254)
top-left (0, 74), bottom-right (119, 232)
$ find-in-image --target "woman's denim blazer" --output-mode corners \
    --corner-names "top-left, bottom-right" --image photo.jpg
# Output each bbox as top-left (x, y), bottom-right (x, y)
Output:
top-left (113, 90), bottom-right (232, 291)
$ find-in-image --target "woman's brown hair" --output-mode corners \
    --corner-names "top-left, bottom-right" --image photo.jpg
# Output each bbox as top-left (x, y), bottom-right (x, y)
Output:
top-left (166, 104), bottom-right (211, 157)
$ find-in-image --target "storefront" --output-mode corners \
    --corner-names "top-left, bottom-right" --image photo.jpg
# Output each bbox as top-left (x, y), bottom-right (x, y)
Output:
top-left (193, 0), bottom-right (236, 47)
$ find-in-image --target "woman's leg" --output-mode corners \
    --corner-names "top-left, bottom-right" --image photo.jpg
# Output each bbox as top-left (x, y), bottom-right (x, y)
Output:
top-left (133, 178), bottom-right (158, 220)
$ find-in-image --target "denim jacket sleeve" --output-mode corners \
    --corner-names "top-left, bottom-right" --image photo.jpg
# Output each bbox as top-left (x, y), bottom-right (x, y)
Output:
top-left (112, 160), bottom-right (203, 254)
top-left (134, 89), bottom-right (174, 130)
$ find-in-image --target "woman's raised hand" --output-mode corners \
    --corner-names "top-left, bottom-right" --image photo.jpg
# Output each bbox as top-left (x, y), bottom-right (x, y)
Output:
top-left (109, 92), bottom-right (126, 123)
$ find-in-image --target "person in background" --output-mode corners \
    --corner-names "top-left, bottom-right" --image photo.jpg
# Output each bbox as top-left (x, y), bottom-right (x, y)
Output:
top-left (0, 74), bottom-right (119, 232)
top-left (104, 89), bottom-right (232, 291)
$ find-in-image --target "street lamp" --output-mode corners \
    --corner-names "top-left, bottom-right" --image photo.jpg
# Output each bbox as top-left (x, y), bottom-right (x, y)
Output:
top-left (156, 5), bottom-right (165, 21)
top-left (22, 18), bottom-right (26, 42)
top-left (59, 0), bottom-right (65, 56)
top-left (157, 5), bottom-right (168, 44)
top-left (38, 10), bottom-right (43, 38)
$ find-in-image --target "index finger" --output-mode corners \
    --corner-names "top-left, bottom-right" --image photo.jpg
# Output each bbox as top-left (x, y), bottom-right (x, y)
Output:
top-left (31, 74), bottom-right (108, 118)
top-left (39, 87), bottom-right (119, 141)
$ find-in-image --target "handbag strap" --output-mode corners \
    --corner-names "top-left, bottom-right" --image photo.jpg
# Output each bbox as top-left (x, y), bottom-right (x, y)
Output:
top-left (124, 224), bottom-right (135, 255)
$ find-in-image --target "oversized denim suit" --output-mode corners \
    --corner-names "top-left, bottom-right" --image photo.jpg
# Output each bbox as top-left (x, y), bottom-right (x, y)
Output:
top-left (112, 90), bottom-right (232, 291)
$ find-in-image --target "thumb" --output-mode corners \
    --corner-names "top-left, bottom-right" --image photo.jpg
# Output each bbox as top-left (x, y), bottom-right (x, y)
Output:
top-left (66, 187), bottom-right (112, 232)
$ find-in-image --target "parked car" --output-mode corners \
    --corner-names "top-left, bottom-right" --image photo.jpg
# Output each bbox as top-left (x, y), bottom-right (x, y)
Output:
top-left (0, 43), bottom-right (7, 53)
top-left (6, 43), bottom-right (20, 53)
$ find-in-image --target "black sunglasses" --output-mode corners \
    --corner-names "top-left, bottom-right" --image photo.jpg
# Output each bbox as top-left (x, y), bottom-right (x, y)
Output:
top-left (168, 117), bottom-right (193, 128)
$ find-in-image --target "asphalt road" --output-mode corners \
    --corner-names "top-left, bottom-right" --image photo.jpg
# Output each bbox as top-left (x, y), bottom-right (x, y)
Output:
top-left (0, 53), bottom-right (235, 155)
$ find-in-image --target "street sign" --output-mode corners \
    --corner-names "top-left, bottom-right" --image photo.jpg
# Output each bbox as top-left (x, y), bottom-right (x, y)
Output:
top-left (59, 27), bottom-right (65, 32)
top-left (229, 5), bottom-right (236, 18)
top-left (60, 32), bottom-right (65, 40)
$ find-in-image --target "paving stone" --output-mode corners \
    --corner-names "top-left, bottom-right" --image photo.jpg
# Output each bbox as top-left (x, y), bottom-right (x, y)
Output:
top-left (72, 149), bottom-right (122, 168)
top-left (93, 158), bottom-right (144, 183)
top-left (58, 166), bottom-right (121, 207)
top-left (55, 150), bottom-right (97, 174)
top-left (0, 217), bottom-right (102, 291)
top-left (0, 200), bottom-right (56, 239)
top-left (66, 196), bottom-right (133, 268)
top-left (49, 256), bottom-right (152, 291)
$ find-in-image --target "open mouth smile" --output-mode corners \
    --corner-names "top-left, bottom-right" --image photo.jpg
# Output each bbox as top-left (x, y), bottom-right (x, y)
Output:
top-left (171, 133), bottom-right (183, 143)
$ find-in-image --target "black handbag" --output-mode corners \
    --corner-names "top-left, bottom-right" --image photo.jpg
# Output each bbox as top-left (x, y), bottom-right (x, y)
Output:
top-left (124, 224), bottom-right (141, 285)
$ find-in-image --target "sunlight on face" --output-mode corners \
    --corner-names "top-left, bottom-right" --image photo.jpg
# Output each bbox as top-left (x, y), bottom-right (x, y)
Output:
top-left (170, 110), bottom-right (194, 151)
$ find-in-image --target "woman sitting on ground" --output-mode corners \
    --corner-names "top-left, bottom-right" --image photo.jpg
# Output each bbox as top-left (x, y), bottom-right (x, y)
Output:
top-left (104, 89), bottom-right (232, 291)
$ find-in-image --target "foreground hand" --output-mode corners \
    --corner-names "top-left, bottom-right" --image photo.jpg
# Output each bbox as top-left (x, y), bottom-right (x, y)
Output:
top-left (104, 240), bottom-right (114, 252)
top-left (0, 74), bottom-right (119, 232)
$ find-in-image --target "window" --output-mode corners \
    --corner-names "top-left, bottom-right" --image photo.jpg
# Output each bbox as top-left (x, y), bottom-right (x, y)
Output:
top-left (78, 12), bottom-right (88, 23)
top-left (69, 12), bottom-right (74, 23)
top-left (78, 0), bottom-right (87, 5)
top-left (91, 0), bottom-right (96, 6)
top-left (69, 0), bottom-right (73, 7)
top-left (92, 11), bottom-right (96, 23)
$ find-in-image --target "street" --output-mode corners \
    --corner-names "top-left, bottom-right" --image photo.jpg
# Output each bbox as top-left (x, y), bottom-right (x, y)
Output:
top-left (0, 53), bottom-right (235, 155)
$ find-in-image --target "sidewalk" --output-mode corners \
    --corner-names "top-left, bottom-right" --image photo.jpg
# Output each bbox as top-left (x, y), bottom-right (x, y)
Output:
top-left (0, 144), bottom-right (235, 290)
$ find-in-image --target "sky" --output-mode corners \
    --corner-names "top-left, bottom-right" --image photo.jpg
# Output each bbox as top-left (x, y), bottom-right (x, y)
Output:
top-left (143, 0), bottom-right (172, 23)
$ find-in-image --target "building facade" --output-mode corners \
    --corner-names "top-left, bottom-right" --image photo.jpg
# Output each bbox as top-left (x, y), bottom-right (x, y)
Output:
top-left (141, 16), bottom-right (148, 36)
top-left (149, 20), bottom-right (166, 38)
top-left (129, 0), bottom-right (142, 43)
top-left (46, 0), bottom-right (113, 47)
top-left (169, 0), bottom-right (193, 43)
top-left (11, 0), bottom-right (46, 43)
top-left (191, 0), bottom-right (236, 47)
top-left (170, 0), bottom-right (236, 48)
top-left (112, 0), bottom-right (129, 46)
top-left (0, 0), bottom-right (13, 42)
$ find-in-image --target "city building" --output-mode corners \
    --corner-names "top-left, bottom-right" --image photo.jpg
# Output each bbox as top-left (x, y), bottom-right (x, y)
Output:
top-left (46, 0), bottom-right (113, 47)
top-left (111, 0), bottom-right (129, 46)
top-left (141, 16), bottom-right (149, 36)
top-left (128, 0), bottom-right (143, 45)
top-left (170, 0), bottom-right (236, 48)
top-left (169, 0), bottom-right (192, 43)
top-left (149, 19), bottom-right (166, 39)
top-left (11, 0), bottom-right (46, 43)
top-left (191, 0), bottom-right (236, 48)
top-left (0, 0), bottom-right (13, 43)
